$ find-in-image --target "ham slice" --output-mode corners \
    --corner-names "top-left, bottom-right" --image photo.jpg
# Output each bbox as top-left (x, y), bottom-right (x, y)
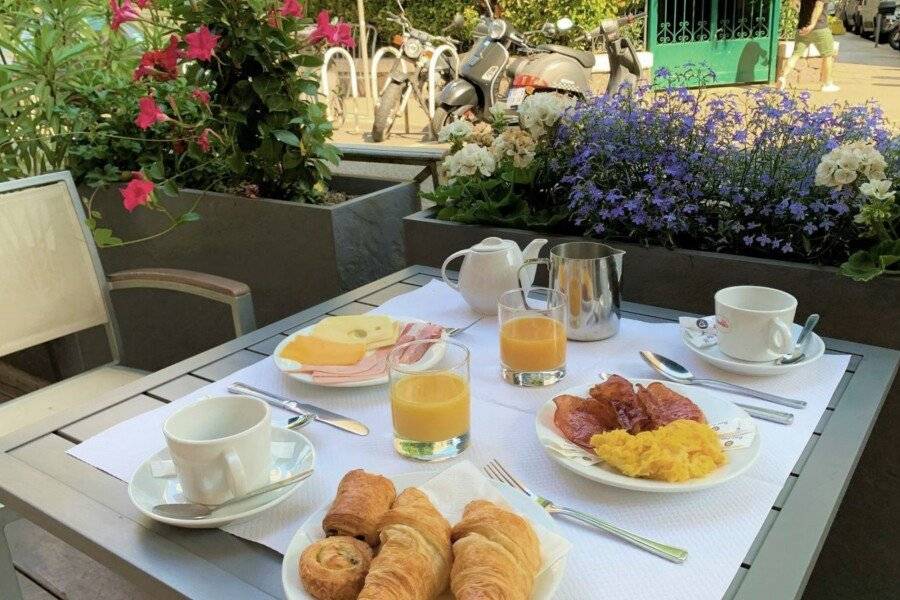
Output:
top-left (553, 394), bottom-right (622, 449)
top-left (637, 382), bottom-right (706, 428)
top-left (399, 323), bottom-right (444, 364)
top-left (589, 374), bottom-right (650, 434)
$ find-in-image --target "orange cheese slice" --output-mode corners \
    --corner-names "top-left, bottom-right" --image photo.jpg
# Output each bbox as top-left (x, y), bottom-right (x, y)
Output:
top-left (279, 335), bottom-right (366, 366)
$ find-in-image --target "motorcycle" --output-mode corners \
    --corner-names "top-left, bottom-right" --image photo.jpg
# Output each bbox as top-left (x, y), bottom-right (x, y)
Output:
top-left (888, 11), bottom-right (900, 49)
top-left (432, 3), bottom-right (644, 131)
top-left (371, 2), bottom-right (460, 142)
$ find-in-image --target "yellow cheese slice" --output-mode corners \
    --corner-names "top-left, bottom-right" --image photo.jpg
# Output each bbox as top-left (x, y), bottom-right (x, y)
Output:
top-left (312, 316), bottom-right (397, 347)
top-left (279, 335), bottom-right (366, 366)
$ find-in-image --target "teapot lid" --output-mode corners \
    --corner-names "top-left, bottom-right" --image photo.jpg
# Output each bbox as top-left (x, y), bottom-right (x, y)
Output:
top-left (471, 236), bottom-right (515, 253)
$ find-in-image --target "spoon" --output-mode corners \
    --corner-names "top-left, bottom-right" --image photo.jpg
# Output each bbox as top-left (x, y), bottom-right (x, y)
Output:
top-left (153, 468), bottom-right (314, 520)
top-left (639, 351), bottom-right (807, 409)
top-left (776, 313), bottom-right (819, 365)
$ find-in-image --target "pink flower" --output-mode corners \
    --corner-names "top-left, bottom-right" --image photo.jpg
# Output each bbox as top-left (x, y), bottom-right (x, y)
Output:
top-left (121, 172), bottom-right (155, 212)
top-left (109, 0), bottom-right (140, 31)
top-left (134, 96), bottom-right (168, 129)
top-left (192, 88), bottom-right (210, 105)
top-left (132, 35), bottom-right (181, 81)
top-left (280, 0), bottom-right (303, 18)
top-left (267, 9), bottom-right (279, 28)
top-left (184, 25), bottom-right (220, 61)
top-left (136, 0), bottom-right (151, 7)
top-left (309, 10), bottom-right (355, 48)
top-left (197, 129), bottom-right (212, 153)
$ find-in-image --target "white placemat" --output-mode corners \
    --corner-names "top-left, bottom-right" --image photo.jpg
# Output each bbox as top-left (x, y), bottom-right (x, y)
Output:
top-left (69, 280), bottom-right (850, 600)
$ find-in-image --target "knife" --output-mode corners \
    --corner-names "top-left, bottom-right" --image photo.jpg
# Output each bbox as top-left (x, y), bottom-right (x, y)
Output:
top-left (228, 382), bottom-right (369, 436)
top-left (734, 402), bottom-right (794, 425)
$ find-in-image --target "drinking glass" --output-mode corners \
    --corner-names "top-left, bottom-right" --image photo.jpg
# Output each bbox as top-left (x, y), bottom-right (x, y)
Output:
top-left (388, 339), bottom-right (470, 461)
top-left (498, 287), bottom-right (567, 386)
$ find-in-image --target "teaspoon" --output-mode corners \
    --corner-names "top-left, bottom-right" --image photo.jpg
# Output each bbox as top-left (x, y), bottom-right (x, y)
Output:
top-left (639, 351), bottom-right (807, 409)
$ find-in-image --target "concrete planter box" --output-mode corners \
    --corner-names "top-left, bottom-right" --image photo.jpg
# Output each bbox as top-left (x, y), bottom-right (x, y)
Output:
top-left (405, 209), bottom-right (899, 349)
top-left (90, 176), bottom-right (418, 369)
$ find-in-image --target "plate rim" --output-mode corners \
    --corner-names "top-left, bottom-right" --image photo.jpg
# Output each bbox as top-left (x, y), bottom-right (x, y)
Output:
top-left (128, 426), bottom-right (316, 528)
top-left (681, 326), bottom-right (825, 376)
top-left (535, 378), bottom-right (762, 493)
top-left (280, 470), bottom-right (567, 600)
top-left (273, 316), bottom-right (447, 388)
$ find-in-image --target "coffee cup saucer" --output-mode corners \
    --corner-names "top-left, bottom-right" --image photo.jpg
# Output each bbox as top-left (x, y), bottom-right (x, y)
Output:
top-left (128, 426), bottom-right (315, 529)
top-left (682, 323), bottom-right (825, 376)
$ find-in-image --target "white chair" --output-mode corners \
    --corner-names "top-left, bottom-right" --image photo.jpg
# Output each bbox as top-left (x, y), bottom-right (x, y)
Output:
top-left (0, 171), bottom-right (256, 599)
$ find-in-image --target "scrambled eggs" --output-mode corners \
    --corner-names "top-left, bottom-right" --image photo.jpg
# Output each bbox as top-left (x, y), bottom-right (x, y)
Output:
top-left (590, 420), bottom-right (727, 482)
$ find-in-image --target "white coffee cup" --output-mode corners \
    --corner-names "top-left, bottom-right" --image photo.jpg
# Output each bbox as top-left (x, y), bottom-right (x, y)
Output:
top-left (163, 395), bottom-right (272, 505)
top-left (714, 286), bottom-right (797, 362)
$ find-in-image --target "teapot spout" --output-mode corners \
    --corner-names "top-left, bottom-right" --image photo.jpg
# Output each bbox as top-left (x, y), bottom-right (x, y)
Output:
top-left (522, 238), bottom-right (547, 262)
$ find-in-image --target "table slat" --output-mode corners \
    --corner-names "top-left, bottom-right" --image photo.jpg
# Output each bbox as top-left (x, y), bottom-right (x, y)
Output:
top-left (10, 435), bottom-right (283, 599)
top-left (145, 374), bottom-right (211, 403)
top-left (283, 315), bottom-right (329, 335)
top-left (327, 302), bottom-right (373, 316)
top-left (743, 509), bottom-right (780, 565)
top-left (773, 475), bottom-right (798, 509)
top-left (59, 395), bottom-right (165, 443)
top-left (402, 273), bottom-right (442, 286)
top-left (358, 282), bottom-right (419, 306)
top-left (192, 350), bottom-right (265, 381)
top-left (248, 334), bottom-right (288, 356)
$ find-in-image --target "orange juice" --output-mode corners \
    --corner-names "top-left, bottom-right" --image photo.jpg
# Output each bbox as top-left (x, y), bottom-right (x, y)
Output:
top-left (500, 316), bottom-right (567, 371)
top-left (391, 372), bottom-right (470, 442)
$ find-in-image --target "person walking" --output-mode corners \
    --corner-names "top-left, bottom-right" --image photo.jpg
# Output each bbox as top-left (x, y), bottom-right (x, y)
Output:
top-left (776, 0), bottom-right (840, 92)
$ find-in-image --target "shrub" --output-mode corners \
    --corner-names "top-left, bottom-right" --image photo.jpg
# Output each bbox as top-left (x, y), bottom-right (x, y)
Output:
top-left (779, 0), bottom-right (799, 40)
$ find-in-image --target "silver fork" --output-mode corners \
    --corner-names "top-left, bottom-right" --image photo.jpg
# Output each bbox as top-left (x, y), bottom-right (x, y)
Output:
top-left (445, 316), bottom-right (483, 337)
top-left (484, 459), bottom-right (688, 564)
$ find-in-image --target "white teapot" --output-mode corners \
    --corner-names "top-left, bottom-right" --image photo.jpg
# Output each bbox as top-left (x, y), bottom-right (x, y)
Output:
top-left (441, 237), bottom-right (548, 315)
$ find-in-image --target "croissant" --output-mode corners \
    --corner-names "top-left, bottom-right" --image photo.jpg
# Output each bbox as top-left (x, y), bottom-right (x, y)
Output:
top-left (299, 536), bottom-right (373, 600)
top-left (323, 469), bottom-right (397, 546)
top-left (358, 488), bottom-right (452, 600)
top-left (450, 500), bottom-right (541, 600)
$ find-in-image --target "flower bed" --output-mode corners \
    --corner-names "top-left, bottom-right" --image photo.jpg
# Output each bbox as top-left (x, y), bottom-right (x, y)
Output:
top-left (428, 70), bottom-right (898, 282)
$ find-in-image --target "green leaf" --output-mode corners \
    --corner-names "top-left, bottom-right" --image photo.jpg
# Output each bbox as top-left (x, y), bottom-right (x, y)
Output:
top-left (179, 211), bottom-right (201, 223)
top-left (272, 130), bottom-right (301, 147)
top-left (840, 240), bottom-right (900, 282)
top-left (92, 228), bottom-right (113, 245)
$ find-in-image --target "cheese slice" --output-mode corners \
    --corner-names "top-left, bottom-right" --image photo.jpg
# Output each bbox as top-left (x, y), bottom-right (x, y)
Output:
top-left (279, 335), bottom-right (366, 366)
top-left (312, 316), bottom-right (398, 348)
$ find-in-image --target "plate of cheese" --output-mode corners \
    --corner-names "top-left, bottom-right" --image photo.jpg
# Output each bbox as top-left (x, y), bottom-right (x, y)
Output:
top-left (273, 316), bottom-right (447, 387)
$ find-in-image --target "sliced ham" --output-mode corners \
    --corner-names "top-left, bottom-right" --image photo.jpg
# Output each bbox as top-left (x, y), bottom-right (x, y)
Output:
top-left (399, 323), bottom-right (444, 364)
top-left (293, 352), bottom-right (382, 375)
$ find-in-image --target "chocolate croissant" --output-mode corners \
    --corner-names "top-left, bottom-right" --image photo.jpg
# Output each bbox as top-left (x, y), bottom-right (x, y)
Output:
top-left (450, 500), bottom-right (541, 600)
top-left (299, 536), bottom-right (373, 600)
top-left (323, 469), bottom-right (396, 546)
top-left (358, 488), bottom-right (452, 600)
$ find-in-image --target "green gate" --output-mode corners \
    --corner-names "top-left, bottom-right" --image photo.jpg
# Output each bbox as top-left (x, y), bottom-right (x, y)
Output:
top-left (648, 0), bottom-right (782, 86)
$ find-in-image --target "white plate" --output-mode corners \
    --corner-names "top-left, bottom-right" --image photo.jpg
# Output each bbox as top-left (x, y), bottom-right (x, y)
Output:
top-left (682, 323), bottom-right (825, 376)
top-left (535, 379), bottom-right (761, 493)
top-left (128, 426), bottom-right (315, 528)
top-left (281, 471), bottom-right (567, 600)
top-left (273, 317), bottom-right (448, 388)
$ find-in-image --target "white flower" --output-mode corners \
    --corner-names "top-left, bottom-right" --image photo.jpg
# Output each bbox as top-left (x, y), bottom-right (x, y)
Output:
top-left (859, 178), bottom-right (895, 200)
top-left (437, 120), bottom-right (473, 143)
top-left (489, 102), bottom-right (509, 125)
top-left (835, 152), bottom-right (860, 173)
top-left (442, 143), bottom-right (496, 179)
top-left (491, 127), bottom-right (537, 168)
top-left (517, 93), bottom-right (573, 137)
top-left (833, 168), bottom-right (858, 185)
top-left (815, 158), bottom-right (839, 187)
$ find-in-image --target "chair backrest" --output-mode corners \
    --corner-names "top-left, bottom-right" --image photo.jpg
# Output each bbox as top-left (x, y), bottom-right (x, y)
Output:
top-left (0, 172), bottom-right (120, 360)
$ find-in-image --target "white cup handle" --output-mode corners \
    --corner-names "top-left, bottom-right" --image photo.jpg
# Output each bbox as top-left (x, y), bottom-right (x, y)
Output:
top-left (223, 449), bottom-right (249, 498)
top-left (441, 250), bottom-right (469, 290)
top-left (768, 320), bottom-right (794, 355)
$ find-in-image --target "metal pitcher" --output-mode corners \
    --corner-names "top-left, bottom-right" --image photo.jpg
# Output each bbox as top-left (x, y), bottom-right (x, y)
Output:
top-left (518, 242), bottom-right (625, 341)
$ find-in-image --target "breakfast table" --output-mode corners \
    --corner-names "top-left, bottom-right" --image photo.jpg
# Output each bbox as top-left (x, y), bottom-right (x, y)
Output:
top-left (0, 265), bottom-right (897, 600)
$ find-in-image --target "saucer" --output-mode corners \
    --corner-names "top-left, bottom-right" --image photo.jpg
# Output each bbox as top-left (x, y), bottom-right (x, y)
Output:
top-left (682, 323), bottom-right (825, 376)
top-left (128, 426), bottom-right (315, 529)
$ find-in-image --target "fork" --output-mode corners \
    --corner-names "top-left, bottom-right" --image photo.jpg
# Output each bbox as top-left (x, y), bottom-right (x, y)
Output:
top-left (445, 316), bottom-right (483, 337)
top-left (484, 459), bottom-right (688, 564)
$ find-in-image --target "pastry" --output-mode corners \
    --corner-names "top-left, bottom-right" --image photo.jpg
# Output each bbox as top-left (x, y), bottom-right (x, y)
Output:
top-left (299, 536), bottom-right (373, 600)
top-left (358, 488), bottom-right (452, 599)
top-left (323, 469), bottom-right (396, 546)
top-left (450, 500), bottom-right (541, 600)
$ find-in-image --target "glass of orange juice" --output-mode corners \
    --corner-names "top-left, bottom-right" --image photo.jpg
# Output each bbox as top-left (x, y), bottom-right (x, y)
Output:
top-left (498, 287), bottom-right (567, 386)
top-left (388, 340), bottom-right (470, 461)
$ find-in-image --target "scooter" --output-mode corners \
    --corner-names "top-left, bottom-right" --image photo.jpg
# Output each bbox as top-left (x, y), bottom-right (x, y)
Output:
top-left (371, 2), bottom-right (460, 142)
top-left (433, 7), bottom-right (644, 131)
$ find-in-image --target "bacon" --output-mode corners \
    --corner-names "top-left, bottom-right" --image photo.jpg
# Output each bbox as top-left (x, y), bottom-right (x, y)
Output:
top-left (589, 374), bottom-right (650, 434)
top-left (552, 394), bottom-right (622, 449)
top-left (637, 383), bottom-right (706, 428)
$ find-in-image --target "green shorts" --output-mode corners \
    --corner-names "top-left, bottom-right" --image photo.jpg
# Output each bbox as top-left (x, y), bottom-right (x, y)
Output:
top-left (794, 27), bottom-right (836, 57)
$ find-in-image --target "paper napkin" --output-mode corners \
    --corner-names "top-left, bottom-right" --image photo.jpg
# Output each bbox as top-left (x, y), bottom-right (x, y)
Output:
top-left (680, 315), bottom-right (718, 348)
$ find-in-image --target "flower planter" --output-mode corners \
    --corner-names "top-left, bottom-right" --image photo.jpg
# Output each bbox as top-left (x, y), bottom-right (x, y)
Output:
top-left (404, 209), bottom-right (899, 349)
top-left (89, 176), bottom-right (419, 370)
